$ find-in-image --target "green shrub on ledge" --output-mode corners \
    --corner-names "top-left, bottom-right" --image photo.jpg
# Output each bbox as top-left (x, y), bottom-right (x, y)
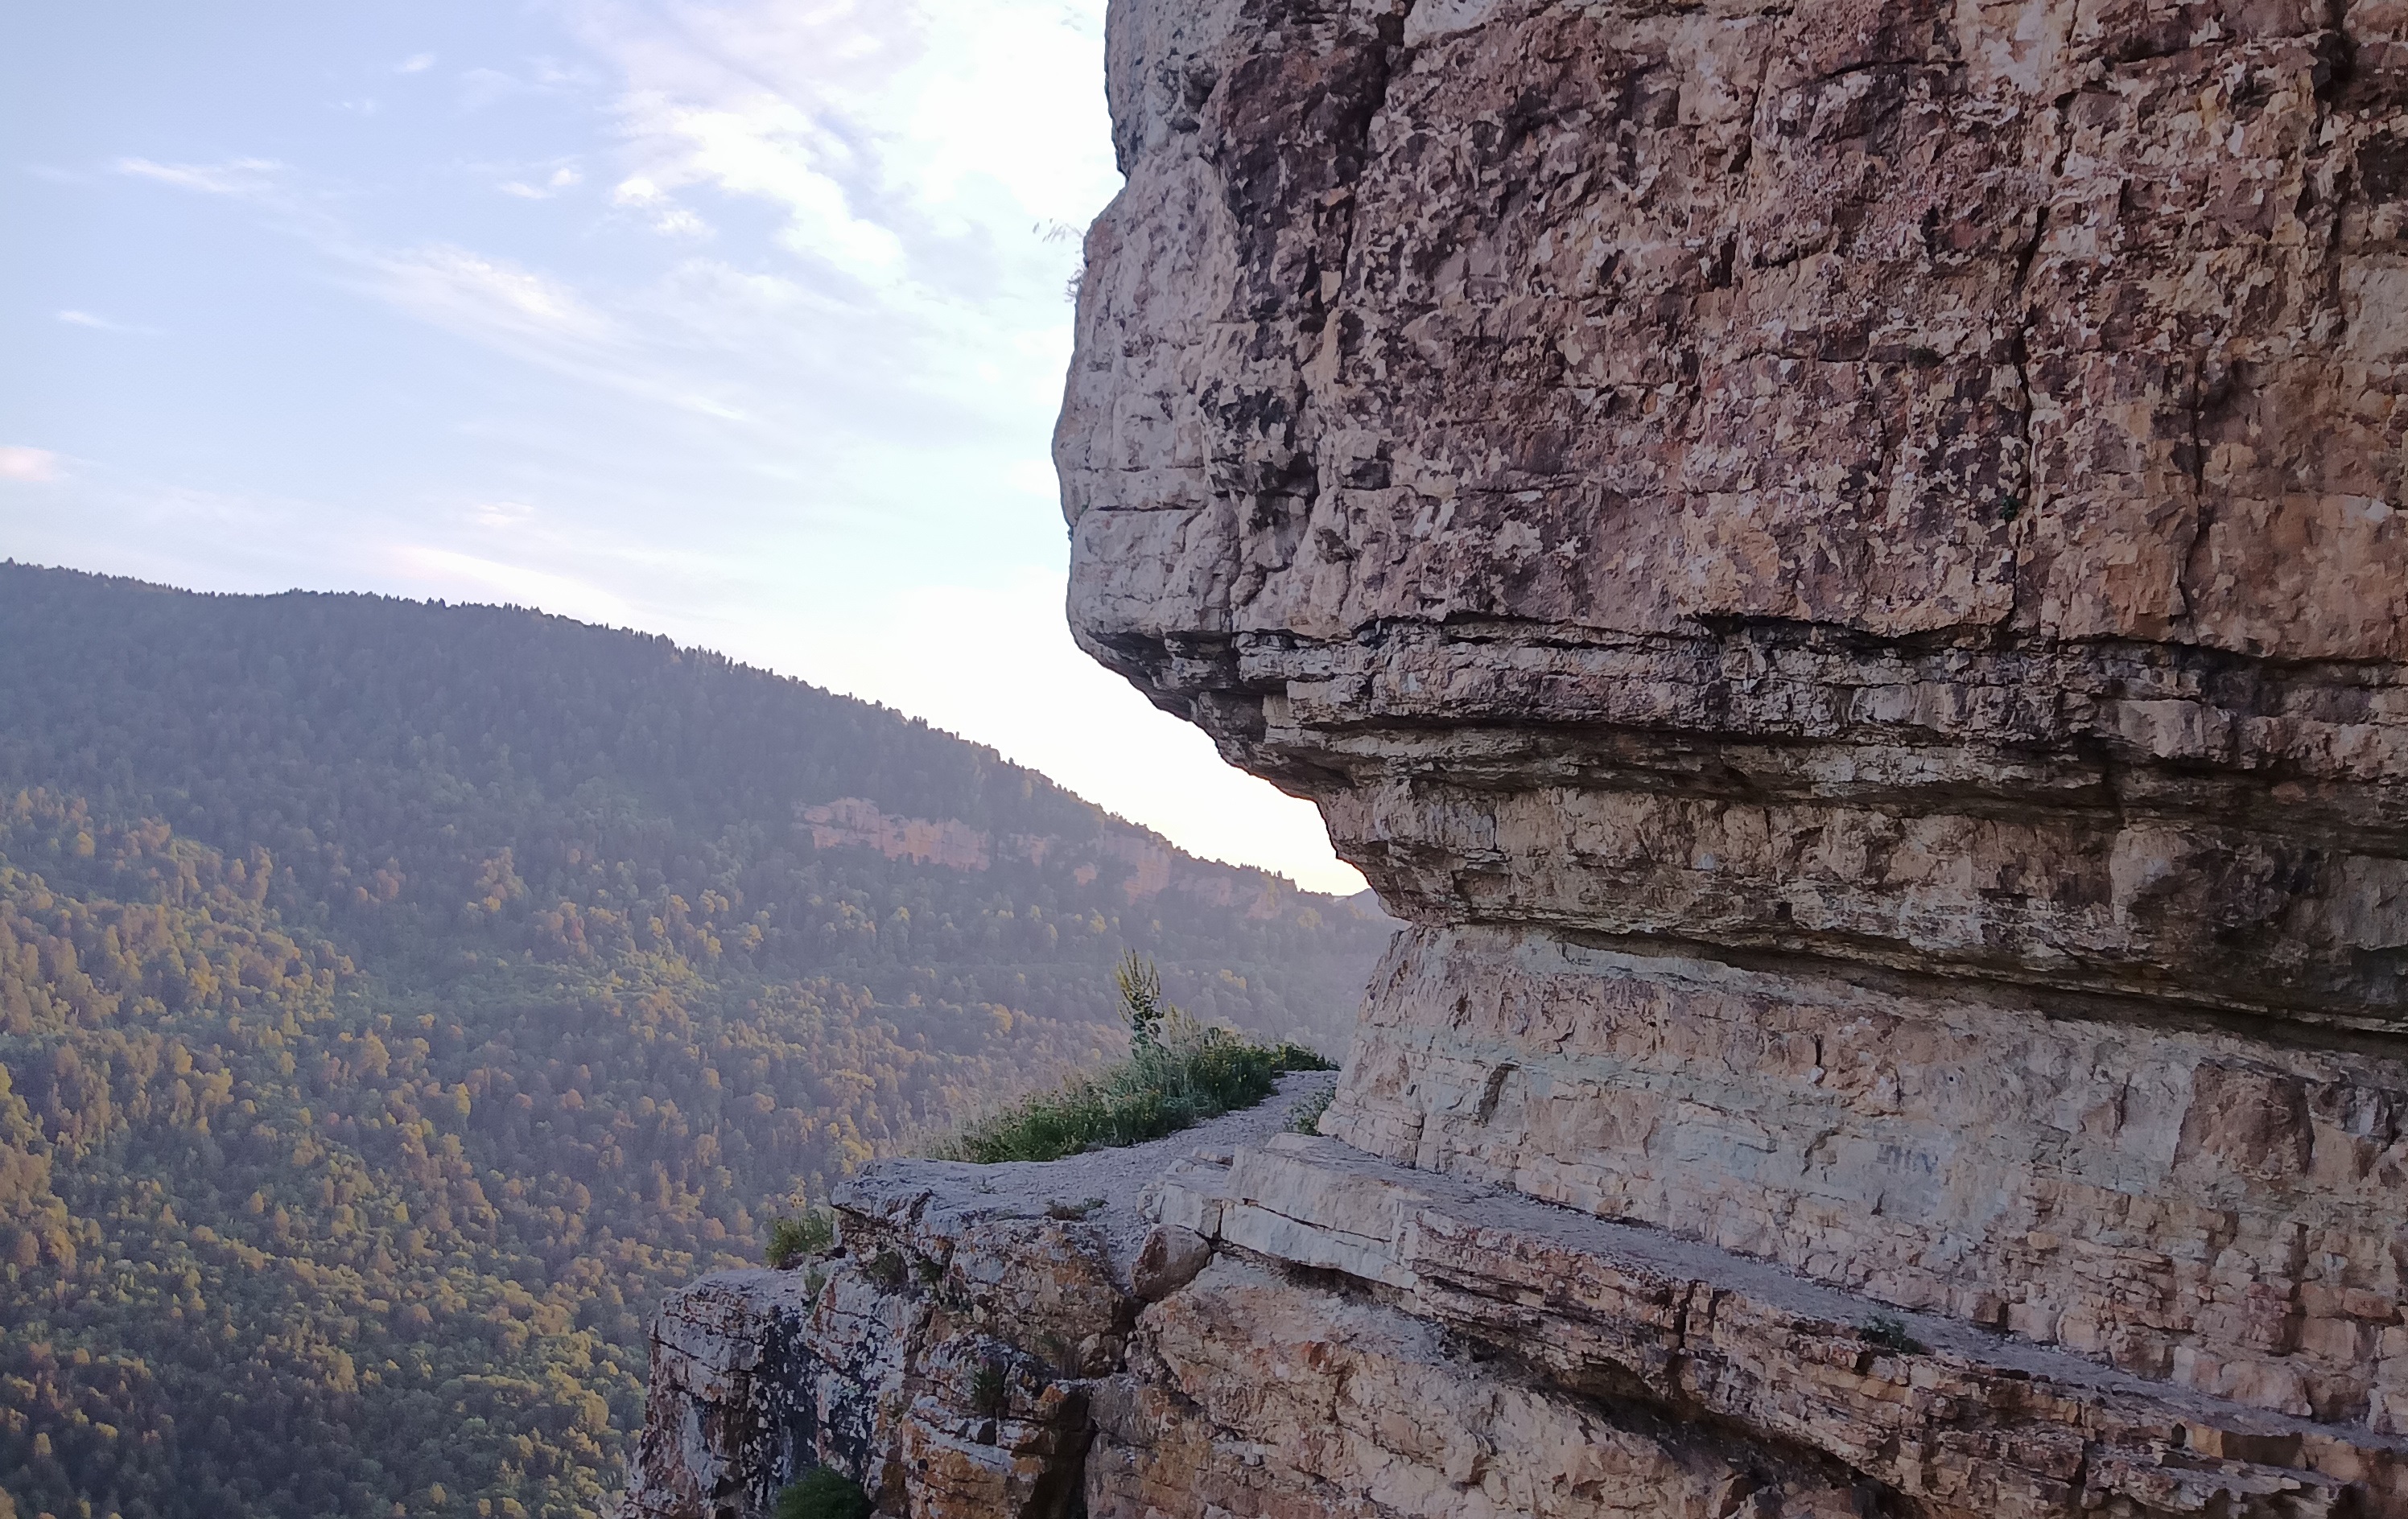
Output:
top-left (935, 955), bottom-right (1334, 1164)
top-left (775, 1467), bottom-right (872, 1519)
top-left (765, 1207), bottom-right (838, 1270)
top-left (1285, 1084), bottom-right (1336, 1134)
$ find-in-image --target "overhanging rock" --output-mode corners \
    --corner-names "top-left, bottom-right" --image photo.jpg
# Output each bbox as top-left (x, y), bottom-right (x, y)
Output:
top-left (621, 0), bottom-right (2408, 1511)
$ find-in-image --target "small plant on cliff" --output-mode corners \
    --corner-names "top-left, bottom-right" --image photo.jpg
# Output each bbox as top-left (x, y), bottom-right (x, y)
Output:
top-left (765, 1206), bottom-right (838, 1269)
top-left (1033, 1329), bottom-right (1079, 1375)
top-left (1858, 1314), bottom-right (1929, 1356)
top-left (1285, 1084), bottom-right (1335, 1134)
top-left (774, 1467), bottom-right (873, 1519)
top-left (1115, 949), bottom-right (1167, 1050)
top-left (968, 1360), bottom-right (1009, 1418)
top-left (933, 958), bottom-right (1335, 1163)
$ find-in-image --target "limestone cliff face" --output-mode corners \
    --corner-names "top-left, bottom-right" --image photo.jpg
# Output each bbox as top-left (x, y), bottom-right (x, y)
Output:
top-left (1066, 0), bottom-right (2408, 1031)
top-left (1062, 0), bottom-right (2408, 1425)
top-left (620, 0), bottom-right (2408, 1514)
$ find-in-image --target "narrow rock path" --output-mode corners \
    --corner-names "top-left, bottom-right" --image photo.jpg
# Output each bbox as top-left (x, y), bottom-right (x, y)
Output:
top-left (835, 1070), bottom-right (1338, 1274)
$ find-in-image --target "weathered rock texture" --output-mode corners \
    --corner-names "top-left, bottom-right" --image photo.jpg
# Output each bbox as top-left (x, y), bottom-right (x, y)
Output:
top-left (621, 0), bottom-right (2408, 1513)
top-left (616, 1081), bottom-right (1329, 1519)
top-left (1058, 0), bottom-right (2408, 1466)
top-left (620, 1110), bottom-right (2408, 1519)
top-left (1064, 0), bottom-right (2408, 1027)
top-left (1125, 1136), bottom-right (2408, 1517)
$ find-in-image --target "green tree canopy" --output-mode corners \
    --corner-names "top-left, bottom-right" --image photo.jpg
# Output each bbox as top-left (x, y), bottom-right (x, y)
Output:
top-left (0, 564), bottom-right (1390, 1519)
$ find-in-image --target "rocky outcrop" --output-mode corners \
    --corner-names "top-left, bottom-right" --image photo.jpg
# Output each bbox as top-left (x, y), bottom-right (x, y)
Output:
top-left (615, 1080), bottom-right (1330, 1519)
top-left (619, 1100), bottom-right (2408, 1519)
top-left (1063, 0), bottom-right (2408, 1029)
top-left (1058, 0), bottom-right (2408, 1475)
top-left (796, 796), bottom-right (1313, 912)
top-left (1111, 1137), bottom-right (2408, 1519)
top-left (621, 0), bottom-right (2408, 1513)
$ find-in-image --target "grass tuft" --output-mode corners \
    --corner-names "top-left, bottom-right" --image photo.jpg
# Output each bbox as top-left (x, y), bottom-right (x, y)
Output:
top-left (969, 1361), bottom-right (1008, 1418)
top-left (934, 957), bottom-right (1334, 1164)
top-left (765, 1206), bottom-right (837, 1270)
top-left (935, 1024), bottom-right (1332, 1164)
top-left (1858, 1314), bottom-right (1929, 1356)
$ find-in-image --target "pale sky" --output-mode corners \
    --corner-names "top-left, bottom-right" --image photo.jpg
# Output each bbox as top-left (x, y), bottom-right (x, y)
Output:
top-left (0, 0), bottom-right (1367, 895)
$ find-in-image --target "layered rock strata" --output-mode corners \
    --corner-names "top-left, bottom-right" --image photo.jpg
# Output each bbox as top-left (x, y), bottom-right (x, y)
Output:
top-left (623, 0), bottom-right (2408, 1511)
top-left (1062, 0), bottom-right (2408, 1027)
top-left (1054, 0), bottom-right (2408, 1475)
top-left (616, 1082), bottom-right (1322, 1519)
top-left (618, 1108), bottom-right (2408, 1518)
top-left (1130, 1136), bottom-right (2408, 1518)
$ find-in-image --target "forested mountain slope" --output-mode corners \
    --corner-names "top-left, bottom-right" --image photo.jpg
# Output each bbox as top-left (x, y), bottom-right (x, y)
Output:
top-left (0, 562), bottom-right (1391, 1519)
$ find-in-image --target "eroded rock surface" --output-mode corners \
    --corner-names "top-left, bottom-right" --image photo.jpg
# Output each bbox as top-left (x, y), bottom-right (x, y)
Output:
top-left (1117, 1137), bottom-right (2408, 1518)
top-left (1054, 0), bottom-right (2408, 1459)
top-left (624, 0), bottom-right (2408, 1512)
top-left (616, 1079), bottom-right (1334, 1519)
top-left (620, 1114), bottom-right (2408, 1519)
top-left (1062, 0), bottom-right (2408, 1028)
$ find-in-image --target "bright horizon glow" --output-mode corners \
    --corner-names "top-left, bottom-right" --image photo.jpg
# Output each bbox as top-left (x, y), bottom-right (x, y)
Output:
top-left (0, 1), bottom-right (1368, 895)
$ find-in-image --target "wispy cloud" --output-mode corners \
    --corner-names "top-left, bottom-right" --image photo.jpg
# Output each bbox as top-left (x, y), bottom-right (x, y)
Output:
top-left (56, 309), bottom-right (161, 335)
top-left (0, 447), bottom-right (62, 483)
top-left (608, 175), bottom-right (713, 237)
top-left (610, 94), bottom-right (900, 274)
top-left (99, 3), bottom-right (1113, 479)
top-left (471, 500), bottom-right (538, 529)
top-left (497, 164), bottom-right (584, 200)
top-left (524, 0), bottom-right (1118, 453)
top-left (397, 51), bottom-right (438, 74)
top-left (563, 0), bottom-right (1117, 291)
top-left (459, 58), bottom-right (596, 111)
top-left (342, 245), bottom-right (770, 427)
top-left (113, 156), bottom-right (284, 198)
top-left (369, 245), bottom-right (616, 345)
